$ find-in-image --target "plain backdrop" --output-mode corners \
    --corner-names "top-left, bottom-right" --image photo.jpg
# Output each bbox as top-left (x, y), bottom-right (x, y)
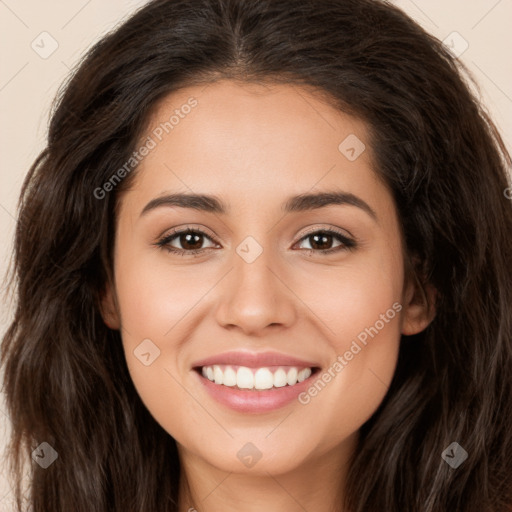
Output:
top-left (1, 0), bottom-right (511, 508)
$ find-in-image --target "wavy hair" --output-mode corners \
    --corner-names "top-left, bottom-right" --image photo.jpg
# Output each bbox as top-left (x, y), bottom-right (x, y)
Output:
top-left (2, 0), bottom-right (512, 510)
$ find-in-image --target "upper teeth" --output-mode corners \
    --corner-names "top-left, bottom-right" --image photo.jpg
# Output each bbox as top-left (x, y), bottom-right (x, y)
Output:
top-left (201, 365), bottom-right (312, 390)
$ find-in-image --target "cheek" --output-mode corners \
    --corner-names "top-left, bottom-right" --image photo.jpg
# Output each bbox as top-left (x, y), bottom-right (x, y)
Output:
top-left (296, 303), bottom-right (402, 460)
top-left (298, 247), bottom-right (403, 347)
top-left (291, 252), bottom-right (403, 446)
top-left (111, 249), bottom-right (205, 424)
top-left (114, 248), bottom-right (208, 338)
top-left (313, 323), bottom-right (401, 454)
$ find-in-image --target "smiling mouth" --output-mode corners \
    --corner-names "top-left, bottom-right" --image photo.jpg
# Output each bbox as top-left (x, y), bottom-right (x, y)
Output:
top-left (194, 364), bottom-right (321, 391)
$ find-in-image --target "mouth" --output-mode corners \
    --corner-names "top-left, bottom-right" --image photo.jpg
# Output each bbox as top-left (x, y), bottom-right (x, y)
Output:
top-left (192, 363), bottom-right (321, 413)
top-left (190, 350), bottom-right (322, 413)
top-left (194, 364), bottom-right (321, 391)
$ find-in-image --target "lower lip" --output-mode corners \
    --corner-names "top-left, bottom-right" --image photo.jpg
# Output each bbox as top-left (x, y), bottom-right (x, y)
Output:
top-left (194, 369), bottom-right (318, 413)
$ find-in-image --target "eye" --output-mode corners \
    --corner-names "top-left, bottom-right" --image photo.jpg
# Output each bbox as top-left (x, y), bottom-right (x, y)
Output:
top-left (155, 227), bottom-right (219, 256)
top-left (154, 226), bottom-right (357, 257)
top-left (294, 228), bottom-right (356, 255)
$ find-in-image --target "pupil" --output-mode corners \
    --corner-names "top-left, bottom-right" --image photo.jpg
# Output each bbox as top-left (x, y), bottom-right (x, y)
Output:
top-left (182, 232), bottom-right (202, 250)
top-left (311, 233), bottom-right (332, 250)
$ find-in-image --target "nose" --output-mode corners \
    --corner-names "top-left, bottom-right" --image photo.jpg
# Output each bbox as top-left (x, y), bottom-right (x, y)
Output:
top-left (214, 243), bottom-right (297, 336)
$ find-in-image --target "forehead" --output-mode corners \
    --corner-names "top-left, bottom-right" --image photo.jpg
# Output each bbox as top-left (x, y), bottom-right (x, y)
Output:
top-left (121, 80), bottom-right (387, 216)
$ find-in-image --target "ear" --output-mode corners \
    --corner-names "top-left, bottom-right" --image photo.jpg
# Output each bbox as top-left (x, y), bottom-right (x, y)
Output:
top-left (99, 281), bottom-right (121, 330)
top-left (401, 267), bottom-right (437, 336)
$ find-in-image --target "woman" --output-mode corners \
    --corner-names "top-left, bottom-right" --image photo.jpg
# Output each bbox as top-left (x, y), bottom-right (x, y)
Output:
top-left (2, 0), bottom-right (512, 510)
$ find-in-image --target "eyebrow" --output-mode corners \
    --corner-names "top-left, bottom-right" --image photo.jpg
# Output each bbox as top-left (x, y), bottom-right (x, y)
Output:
top-left (140, 190), bottom-right (377, 221)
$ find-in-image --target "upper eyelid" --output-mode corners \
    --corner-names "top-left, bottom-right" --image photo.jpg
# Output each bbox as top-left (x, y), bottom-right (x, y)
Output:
top-left (298, 224), bottom-right (353, 239)
top-left (162, 225), bottom-right (218, 241)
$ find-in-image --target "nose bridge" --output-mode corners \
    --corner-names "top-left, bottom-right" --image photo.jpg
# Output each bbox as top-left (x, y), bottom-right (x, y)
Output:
top-left (235, 235), bottom-right (276, 294)
top-left (214, 233), bottom-right (296, 334)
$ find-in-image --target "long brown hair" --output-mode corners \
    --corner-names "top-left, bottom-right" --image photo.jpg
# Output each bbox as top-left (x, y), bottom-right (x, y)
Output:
top-left (2, 0), bottom-right (512, 510)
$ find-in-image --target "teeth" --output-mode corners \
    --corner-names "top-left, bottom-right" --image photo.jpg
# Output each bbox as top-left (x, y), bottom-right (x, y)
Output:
top-left (254, 368), bottom-right (273, 390)
top-left (297, 368), bottom-right (311, 382)
top-left (200, 365), bottom-right (313, 390)
top-left (213, 365), bottom-right (223, 384)
top-left (286, 367), bottom-right (298, 385)
top-left (223, 366), bottom-right (237, 386)
top-left (237, 366), bottom-right (254, 389)
top-left (273, 368), bottom-right (288, 388)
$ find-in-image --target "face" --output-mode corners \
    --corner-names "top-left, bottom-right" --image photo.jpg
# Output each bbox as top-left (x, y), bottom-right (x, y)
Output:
top-left (102, 80), bottom-right (432, 478)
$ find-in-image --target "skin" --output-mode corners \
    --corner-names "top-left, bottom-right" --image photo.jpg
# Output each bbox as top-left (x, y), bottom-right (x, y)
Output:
top-left (101, 80), bottom-right (435, 512)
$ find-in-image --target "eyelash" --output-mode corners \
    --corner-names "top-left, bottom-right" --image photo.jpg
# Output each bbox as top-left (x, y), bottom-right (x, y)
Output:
top-left (155, 226), bottom-right (357, 257)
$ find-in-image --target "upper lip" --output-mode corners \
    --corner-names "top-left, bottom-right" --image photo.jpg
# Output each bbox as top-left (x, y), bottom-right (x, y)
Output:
top-left (192, 350), bottom-right (320, 369)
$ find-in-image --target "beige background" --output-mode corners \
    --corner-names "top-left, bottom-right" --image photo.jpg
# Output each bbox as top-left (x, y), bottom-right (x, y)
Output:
top-left (1, 0), bottom-right (511, 508)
